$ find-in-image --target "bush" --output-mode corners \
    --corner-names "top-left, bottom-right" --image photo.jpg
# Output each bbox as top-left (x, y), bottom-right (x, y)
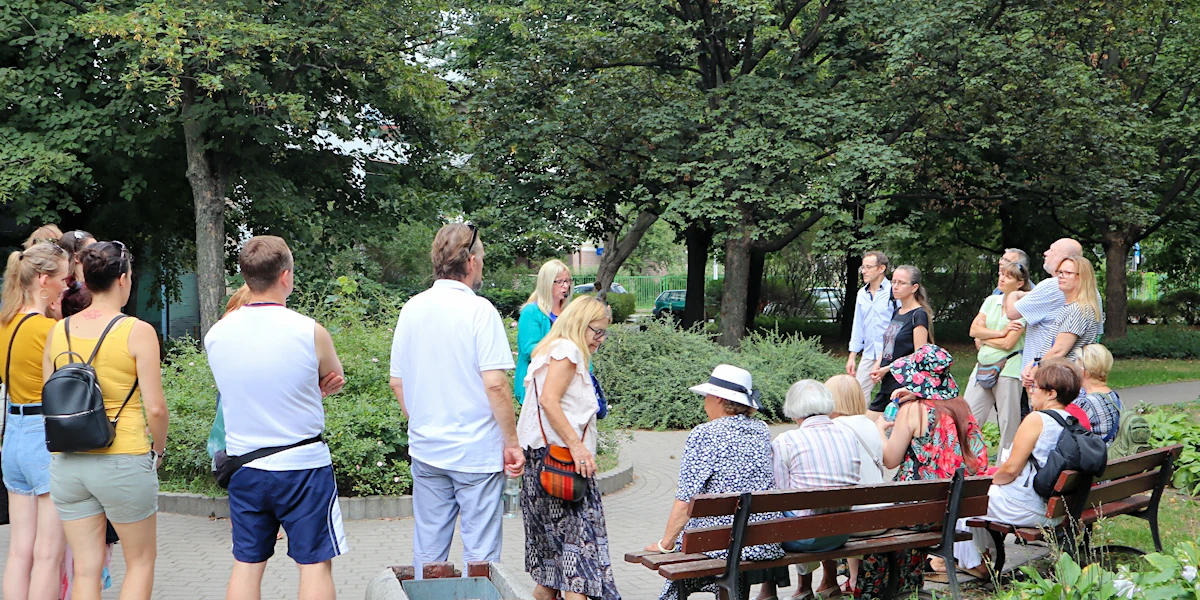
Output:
top-left (478, 286), bottom-right (529, 319)
top-left (607, 293), bottom-right (636, 323)
top-left (1126, 299), bottom-right (1164, 324)
top-left (1107, 326), bottom-right (1200, 359)
top-left (1162, 290), bottom-right (1200, 326)
top-left (594, 320), bottom-right (841, 429)
top-left (160, 298), bottom-right (412, 497)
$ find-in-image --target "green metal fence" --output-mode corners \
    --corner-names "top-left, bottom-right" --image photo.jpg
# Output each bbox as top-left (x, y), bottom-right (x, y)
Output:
top-left (573, 275), bottom-right (689, 309)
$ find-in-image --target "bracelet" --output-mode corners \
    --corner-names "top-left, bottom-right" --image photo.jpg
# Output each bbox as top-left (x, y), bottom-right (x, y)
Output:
top-left (657, 540), bottom-right (673, 554)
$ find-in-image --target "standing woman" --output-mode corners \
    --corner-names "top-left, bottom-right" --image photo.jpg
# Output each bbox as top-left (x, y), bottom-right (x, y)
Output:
top-left (515, 260), bottom-right (573, 404)
top-left (2, 242), bottom-right (71, 600)
top-left (868, 265), bottom-right (932, 418)
top-left (56, 230), bottom-right (98, 319)
top-left (965, 261), bottom-right (1030, 451)
top-left (43, 242), bottom-right (168, 600)
top-left (515, 296), bottom-right (619, 600)
top-left (1037, 255), bottom-right (1102, 364)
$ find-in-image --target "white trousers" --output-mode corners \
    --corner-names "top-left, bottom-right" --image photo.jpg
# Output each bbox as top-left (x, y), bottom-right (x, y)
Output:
top-left (855, 355), bottom-right (878, 405)
top-left (410, 458), bottom-right (505, 577)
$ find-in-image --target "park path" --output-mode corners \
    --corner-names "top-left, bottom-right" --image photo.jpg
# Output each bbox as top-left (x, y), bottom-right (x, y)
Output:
top-left (0, 380), bottom-right (1195, 599)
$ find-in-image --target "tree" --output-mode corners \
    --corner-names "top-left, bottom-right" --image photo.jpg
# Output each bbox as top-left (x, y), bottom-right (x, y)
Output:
top-left (77, 0), bottom-right (454, 335)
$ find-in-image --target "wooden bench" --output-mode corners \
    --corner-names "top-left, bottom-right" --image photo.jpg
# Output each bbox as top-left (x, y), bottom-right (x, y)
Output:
top-left (625, 468), bottom-right (991, 600)
top-left (965, 444), bottom-right (1183, 575)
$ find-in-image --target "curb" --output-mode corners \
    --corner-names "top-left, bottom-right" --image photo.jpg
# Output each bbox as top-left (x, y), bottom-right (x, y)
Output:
top-left (159, 461), bottom-right (635, 520)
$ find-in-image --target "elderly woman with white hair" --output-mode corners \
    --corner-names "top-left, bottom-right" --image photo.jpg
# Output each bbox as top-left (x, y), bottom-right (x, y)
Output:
top-left (645, 365), bottom-right (784, 600)
top-left (755, 380), bottom-right (862, 600)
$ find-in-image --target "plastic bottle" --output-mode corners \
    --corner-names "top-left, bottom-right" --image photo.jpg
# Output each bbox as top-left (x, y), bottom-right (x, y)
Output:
top-left (503, 476), bottom-right (521, 518)
top-left (883, 399), bottom-right (900, 422)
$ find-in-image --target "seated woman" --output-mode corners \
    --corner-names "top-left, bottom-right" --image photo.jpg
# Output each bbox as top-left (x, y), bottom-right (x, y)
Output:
top-left (756, 380), bottom-right (861, 600)
top-left (865, 345), bottom-right (988, 597)
top-left (645, 365), bottom-right (784, 600)
top-left (1075, 344), bottom-right (1122, 445)
top-left (826, 374), bottom-right (887, 596)
top-left (951, 358), bottom-right (1083, 577)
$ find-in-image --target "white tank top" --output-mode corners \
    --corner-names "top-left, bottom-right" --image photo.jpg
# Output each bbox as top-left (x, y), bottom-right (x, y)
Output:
top-left (204, 305), bottom-right (330, 471)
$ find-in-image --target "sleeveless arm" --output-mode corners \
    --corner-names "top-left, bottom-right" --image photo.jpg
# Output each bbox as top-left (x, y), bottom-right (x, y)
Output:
top-left (41, 321), bottom-right (61, 382)
top-left (314, 322), bottom-right (345, 396)
top-left (129, 320), bottom-right (168, 455)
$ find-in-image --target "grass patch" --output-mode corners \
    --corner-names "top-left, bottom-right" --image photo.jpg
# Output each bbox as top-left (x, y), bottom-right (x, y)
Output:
top-left (1092, 489), bottom-right (1200, 554)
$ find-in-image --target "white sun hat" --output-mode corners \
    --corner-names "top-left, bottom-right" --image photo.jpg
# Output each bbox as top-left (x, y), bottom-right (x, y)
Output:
top-left (689, 364), bottom-right (761, 409)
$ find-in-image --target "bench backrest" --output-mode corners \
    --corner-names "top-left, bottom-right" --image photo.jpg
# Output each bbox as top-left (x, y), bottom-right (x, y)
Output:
top-left (680, 474), bottom-right (992, 554)
top-left (1045, 444), bottom-right (1183, 520)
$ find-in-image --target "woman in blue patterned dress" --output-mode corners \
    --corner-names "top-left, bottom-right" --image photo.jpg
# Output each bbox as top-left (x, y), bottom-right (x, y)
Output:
top-left (644, 364), bottom-right (784, 600)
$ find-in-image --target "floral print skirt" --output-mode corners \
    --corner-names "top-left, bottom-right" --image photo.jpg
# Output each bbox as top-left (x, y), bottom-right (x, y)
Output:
top-left (522, 447), bottom-right (621, 600)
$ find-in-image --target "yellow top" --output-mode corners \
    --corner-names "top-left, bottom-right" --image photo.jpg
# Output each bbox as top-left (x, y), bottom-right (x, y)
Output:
top-left (0, 313), bottom-right (56, 405)
top-left (47, 317), bottom-right (149, 455)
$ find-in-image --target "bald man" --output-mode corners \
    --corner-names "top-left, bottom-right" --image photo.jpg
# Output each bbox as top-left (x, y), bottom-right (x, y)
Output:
top-left (1003, 238), bottom-right (1085, 385)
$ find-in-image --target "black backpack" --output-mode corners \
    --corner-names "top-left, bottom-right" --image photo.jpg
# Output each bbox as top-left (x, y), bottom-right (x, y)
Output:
top-left (1032, 410), bottom-right (1108, 500)
top-left (42, 315), bottom-right (139, 453)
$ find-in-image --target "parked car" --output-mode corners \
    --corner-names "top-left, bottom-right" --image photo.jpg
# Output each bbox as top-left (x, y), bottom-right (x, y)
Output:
top-left (653, 290), bottom-right (687, 318)
top-left (573, 282), bottom-right (629, 295)
top-left (807, 287), bottom-right (843, 321)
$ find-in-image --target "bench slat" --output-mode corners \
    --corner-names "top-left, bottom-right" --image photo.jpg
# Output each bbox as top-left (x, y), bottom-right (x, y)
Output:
top-left (686, 476), bottom-right (992, 517)
top-left (1100, 445), bottom-right (1182, 481)
top-left (638, 553), bottom-right (713, 569)
top-left (1082, 495), bottom-right (1152, 523)
top-left (1085, 472), bottom-right (1160, 508)
top-left (660, 531), bottom-right (972, 580)
top-left (681, 496), bottom-right (988, 554)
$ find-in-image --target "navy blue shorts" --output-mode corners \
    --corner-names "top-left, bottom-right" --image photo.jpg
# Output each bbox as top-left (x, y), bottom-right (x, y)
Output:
top-left (228, 465), bottom-right (349, 564)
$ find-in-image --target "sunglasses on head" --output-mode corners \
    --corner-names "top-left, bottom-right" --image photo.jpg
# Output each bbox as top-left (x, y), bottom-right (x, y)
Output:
top-left (466, 223), bottom-right (479, 255)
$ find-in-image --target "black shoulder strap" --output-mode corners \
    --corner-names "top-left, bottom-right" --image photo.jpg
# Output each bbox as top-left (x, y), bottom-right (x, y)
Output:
top-left (1040, 409), bottom-right (1073, 429)
top-left (2, 313), bottom-right (40, 444)
top-left (85, 315), bottom-right (128, 366)
top-left (230, 435), bottom-right (324, 471)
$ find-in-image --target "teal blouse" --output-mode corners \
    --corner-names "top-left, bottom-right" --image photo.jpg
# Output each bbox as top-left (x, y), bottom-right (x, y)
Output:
top-left (514, 303), bottom-right (553, 403)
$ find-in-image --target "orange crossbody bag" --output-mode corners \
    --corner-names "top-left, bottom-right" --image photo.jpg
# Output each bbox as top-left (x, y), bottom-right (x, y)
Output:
top-left (532, 378), bottom-right (588, 503)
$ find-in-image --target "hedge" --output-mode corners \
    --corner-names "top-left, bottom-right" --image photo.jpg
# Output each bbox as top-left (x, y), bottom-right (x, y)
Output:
top-left (1107, 326), bottom-right (1200, 360)
top-left (595, 320), bottom-right (842, 429)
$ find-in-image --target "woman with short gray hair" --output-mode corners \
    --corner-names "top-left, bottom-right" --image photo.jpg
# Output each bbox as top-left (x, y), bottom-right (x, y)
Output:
top-left (755, 380), bottom-right (862, 600)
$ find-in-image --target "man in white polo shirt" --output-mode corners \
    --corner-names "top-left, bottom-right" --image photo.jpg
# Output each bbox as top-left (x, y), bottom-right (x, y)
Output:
top-left (388, 223), bottom-right (524, 576)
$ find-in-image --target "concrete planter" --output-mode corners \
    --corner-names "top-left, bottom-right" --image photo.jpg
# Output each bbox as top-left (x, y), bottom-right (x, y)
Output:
top-left (366, 562), bottom-right (535, 600)
top-left (159, 460), bottom-right (633, 520)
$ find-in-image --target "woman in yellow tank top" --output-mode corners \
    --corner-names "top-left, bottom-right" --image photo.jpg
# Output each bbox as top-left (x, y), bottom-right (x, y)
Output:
top-left (1, 240), bottom-right (70, 600)
top-left (43, 242), bottom-right (168, 600)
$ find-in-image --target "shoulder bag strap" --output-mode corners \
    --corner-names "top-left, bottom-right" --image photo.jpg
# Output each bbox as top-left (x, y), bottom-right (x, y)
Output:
top-left (532, 376), bottom-right (589, 451)
top-left (85, 315), bottom-right (128, 366)
top-left (231, 434), bottom-right (324, 471)
top-left (842, 420), bottom-right (884, 472)
top-left (979, 350), bottom-right (1021, 368)
top-left (2, 313), bottom-right (39, 444)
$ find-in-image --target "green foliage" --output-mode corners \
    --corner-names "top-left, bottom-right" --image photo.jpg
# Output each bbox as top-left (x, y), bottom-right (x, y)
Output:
top-left (1008, 552), bottom-right (1123, 600)
top-left (1119, 539), bottom-right (1200, 599)
top-left (607, 293), bottom-right (636, 324)
top-left (1162, 291), bottom-right (1200, 327)
top-left (1107, 327), bottom-right (1200, 360)
top-left (1144, 409), bottom-right (1200, 497)
top-left (594, 321), bottom-right (840, 429)
top-left (1000, 539), bottom-right (1200, 600)
top-left (160, 296), bottom-right (412, 497)
top-left (1127, 300), bottom-right (1167, 325)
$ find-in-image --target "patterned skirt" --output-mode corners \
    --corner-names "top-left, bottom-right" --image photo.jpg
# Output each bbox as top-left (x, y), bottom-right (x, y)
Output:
top-left (522, 447), bottom-right (622, 600)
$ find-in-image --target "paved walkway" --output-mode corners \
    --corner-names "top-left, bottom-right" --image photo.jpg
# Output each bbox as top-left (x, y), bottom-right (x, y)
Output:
top-left (1, 380), bottom-right (1195, 599)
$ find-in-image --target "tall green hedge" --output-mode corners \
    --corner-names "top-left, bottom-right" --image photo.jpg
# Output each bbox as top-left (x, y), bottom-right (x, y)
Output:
top-left (594, 321), bottom-right (842, 429)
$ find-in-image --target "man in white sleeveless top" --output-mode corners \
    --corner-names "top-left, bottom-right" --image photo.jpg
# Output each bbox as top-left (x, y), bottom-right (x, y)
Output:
top-left (389, 223), bottom-right (524, 577)
top-left (206, 236), bottom-right (348, 600)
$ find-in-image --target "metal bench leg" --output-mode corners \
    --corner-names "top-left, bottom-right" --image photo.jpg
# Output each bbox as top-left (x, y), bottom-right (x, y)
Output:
top-left (883, 551), bottom-right (901, 600)
top-left (990, 530), bottom-right (1006, 577)
top-left (714, 492), bottom-right (753, 600)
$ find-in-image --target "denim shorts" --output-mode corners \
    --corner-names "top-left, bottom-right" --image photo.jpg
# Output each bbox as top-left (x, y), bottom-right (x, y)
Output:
top-left (2, 409), bottom-right (53, 496)
top-left (50, 452), bottom-right (159, 523)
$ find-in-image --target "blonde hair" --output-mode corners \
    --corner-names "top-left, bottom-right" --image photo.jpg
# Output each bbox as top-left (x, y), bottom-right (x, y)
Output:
top-left (24, 224), bottom-right (63, 249)
top-left (825, 374), bottom-right (867, 416)
top-left (223, 285), bottom-right (252, 319)
top-left (1079, 343), bottom-right (1113, 383)
top-left (1061, 255), bottom-right (1101, 322)
top-left (531, 296), bottom-right (611, 366)
top-left (1, 243), bottom-right (68, 324)
top-left (524, 259), bottom-right (571, 317)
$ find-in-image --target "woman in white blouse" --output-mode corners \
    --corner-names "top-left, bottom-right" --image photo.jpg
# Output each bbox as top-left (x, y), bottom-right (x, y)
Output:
top-left (515, 296), bottom-right (620, 600)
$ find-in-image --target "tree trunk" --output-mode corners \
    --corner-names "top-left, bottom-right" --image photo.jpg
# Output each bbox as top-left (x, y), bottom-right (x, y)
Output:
top-left (682, 225), bottom-right (711, 328)
top-left (743, 250), bottom-right (766, 331)
top-left (718, 216), bottom-right (753, 347)
top-left (593, 210), bottom-right (659, 296)
top-left (182, 83), bottom-right (227, 340)
top-left (1102, 237), bottom-right (1130, 340)
top-left (839, 252), bottom-right (862, 341)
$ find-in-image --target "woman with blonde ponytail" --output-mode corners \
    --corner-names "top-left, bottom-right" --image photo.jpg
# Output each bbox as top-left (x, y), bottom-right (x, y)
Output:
top-left (1, 242), bottom-right (71, 600)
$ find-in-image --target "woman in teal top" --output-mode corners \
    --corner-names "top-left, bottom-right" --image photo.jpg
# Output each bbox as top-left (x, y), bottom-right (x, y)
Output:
top-left (515, 259), bottom-right (573, 403)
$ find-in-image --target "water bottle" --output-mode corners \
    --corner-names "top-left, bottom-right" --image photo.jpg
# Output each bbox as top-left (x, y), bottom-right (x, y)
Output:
top-left (503, 476), bottom-right (521, 519)
top-left (883, 399), bottom-right (900, 422)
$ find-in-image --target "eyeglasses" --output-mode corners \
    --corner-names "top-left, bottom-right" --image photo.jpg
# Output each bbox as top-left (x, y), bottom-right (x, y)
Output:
top-left (1055, 269), bottom-right (1079, 278)
top-left (466, 223), bottom-right (479, 256)
top-left (892, 280), bottom-right (911, 286)
top-left (553, 278), bottom-right (572, 286)
top-left (588, 325), bottom-right (608, 341)
top-left (859, 263), bottom-right (882, 272)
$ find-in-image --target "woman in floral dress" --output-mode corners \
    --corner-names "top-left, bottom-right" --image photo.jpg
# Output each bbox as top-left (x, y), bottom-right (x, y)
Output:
top-left (858, 345), bottom-right (988, 599)
top-left (644, 364), bottom-right (785, 600)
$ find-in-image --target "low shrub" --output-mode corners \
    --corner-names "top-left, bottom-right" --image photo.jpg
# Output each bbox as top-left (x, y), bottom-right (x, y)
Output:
top-left (1163, 290), bottom-right (1200, 326)
top-left (1145, 406), bottom-right (1200, 496)
top-left (607, 293), bottom-right (636, 323)
top-left (1126, 299), bottom-right (1165, 324)
top-left (594, 320), bottom-right (841, 429)
top-left (1107, 326), bottom-right (1200, 359)
top-left (1002, 539), bottom-right (1200, 600)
